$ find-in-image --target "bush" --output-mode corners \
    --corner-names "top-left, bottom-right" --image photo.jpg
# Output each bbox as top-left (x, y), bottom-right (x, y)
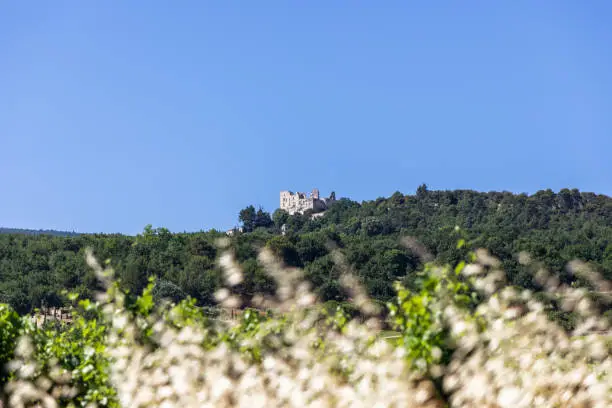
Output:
top-left (0, 304), bottom-right (21, 383)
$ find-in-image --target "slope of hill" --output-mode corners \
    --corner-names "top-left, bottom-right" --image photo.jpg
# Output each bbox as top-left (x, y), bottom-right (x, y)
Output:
top-left (0, 187), bottom-right (610, 317)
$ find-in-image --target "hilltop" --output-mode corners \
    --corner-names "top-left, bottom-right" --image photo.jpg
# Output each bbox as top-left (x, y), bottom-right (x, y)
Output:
top-left (0, 186), bottom-right (610, 320)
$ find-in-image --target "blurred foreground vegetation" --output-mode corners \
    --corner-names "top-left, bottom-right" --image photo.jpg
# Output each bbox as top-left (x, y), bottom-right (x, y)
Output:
top-left (0, 242), bottom-right (610, 407)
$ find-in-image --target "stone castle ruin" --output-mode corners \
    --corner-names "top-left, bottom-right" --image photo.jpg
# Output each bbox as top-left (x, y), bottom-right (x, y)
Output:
top-left (280, 188), bottom-right (336, 215)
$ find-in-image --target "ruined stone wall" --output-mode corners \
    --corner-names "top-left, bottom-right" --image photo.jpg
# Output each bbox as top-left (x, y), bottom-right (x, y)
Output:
top-left (280, 189), bottom-right (335, 215)
top-left (280, 190), bottom-right (314, 215)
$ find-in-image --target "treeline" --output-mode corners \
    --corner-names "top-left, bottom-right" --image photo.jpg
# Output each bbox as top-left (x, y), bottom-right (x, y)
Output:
top-left (0, 186), bottom-right (611, 314)
top-left (0, 228), bottom-right (80, 237)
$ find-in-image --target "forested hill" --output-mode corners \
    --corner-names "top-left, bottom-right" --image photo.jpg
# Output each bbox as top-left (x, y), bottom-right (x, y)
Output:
top-left (0, 228), bottom-right (80, 237)
top-left (0, 187), bottom-right (610, 316)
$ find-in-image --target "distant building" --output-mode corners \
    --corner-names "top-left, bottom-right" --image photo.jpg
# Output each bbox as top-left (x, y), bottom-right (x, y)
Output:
top-left (226, 227), bottom-right (244, 236)
top-left (280, 188), bottom-right (336, 215)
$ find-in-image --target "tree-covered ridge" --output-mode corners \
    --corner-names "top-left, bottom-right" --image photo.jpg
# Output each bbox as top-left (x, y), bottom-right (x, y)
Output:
top-left (0, 228), bottom-right (80, 237)
top-left (0, 187), bottom-right (610, 315)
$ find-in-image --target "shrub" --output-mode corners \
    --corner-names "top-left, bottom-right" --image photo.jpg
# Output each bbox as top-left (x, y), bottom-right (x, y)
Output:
top-left (0, 304), bottom-right (21, 383)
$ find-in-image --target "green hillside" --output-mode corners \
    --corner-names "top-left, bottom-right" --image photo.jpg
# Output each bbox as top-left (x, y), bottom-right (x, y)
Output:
top-left (0, 186), bottom-right (610, 315)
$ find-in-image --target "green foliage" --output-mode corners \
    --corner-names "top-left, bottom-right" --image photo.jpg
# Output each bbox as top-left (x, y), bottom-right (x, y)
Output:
top-left (152, 279), bottom-right (187, 304)
top-left (239, 206), bottom-right (273, 232)
top-left (322, 303), bottom-right (353, 333)
top-left (164, 297), bottom-right (208, 329)
top-left (0, 188), bottom-right (610, 317)
top-left (0, 304), bottom-right (21, 382)
top-left (224, 308), bottom-right (286, 362)
top-left (239, 205), bottom-right (257, 232)
top-left (0, 244), bottom-right (610, 406)
top-left (2, 282), bottom-right (213, 406)
top-left (387, 261), bottom-right (477, 370)
top-left (133, 278), bottom-right (156, 316)
top-left (265, 236), bottom-right (301, 267)
top-left (388, 284), bottom-right (445, 369)
top-left (272, 209), bottom-right (289, 229)
top-left (27, 299), bottom-right (117, 407)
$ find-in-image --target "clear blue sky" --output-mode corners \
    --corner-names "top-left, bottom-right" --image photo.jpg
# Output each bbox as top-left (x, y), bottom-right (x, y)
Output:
top-left (1, 2), bottom-right (611, 234)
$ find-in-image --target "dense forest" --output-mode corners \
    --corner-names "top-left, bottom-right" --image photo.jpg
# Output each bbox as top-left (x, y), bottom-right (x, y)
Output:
top-left (0, 186), bottom-right (611, 315)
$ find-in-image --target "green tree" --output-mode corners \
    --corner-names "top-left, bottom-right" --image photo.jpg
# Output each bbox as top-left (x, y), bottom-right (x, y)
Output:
top-left (255, 207), bottom-right (274, 229)
top-left (239, 206), bottom-right (257, 232)
top-left (272, 209), bottom-right (289, 229)
top-left (266, 236), bottom-right (301, 267)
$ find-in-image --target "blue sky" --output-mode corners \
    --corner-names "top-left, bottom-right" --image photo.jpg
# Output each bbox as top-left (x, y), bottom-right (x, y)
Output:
top-left (1, 2), bottom-right (611, 234)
